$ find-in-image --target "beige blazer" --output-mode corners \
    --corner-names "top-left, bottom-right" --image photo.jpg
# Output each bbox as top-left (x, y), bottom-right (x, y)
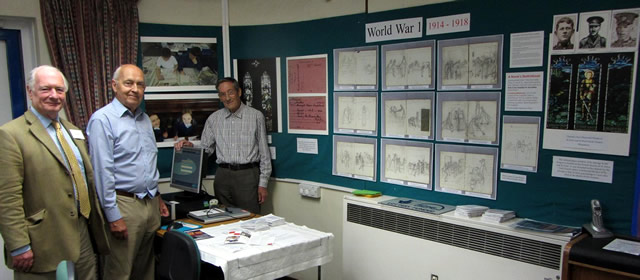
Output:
top-left (0, 110), bottom-right (110, 272)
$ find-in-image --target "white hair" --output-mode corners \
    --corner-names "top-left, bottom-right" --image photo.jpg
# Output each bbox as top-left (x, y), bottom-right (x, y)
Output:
top-left (27, 65), bottom-right (69, 92)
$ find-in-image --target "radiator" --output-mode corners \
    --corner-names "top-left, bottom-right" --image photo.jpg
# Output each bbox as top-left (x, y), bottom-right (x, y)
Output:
top-left (342, 196), bottom-right (569, 280)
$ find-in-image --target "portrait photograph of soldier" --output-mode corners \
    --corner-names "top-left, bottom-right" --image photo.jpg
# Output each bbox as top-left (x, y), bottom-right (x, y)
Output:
top-left (611, 9), bottom-right (639, 48)
top-left (578, 12), bottom-right (610, 49)
top-left (552, 14), bottom-right (578, 50)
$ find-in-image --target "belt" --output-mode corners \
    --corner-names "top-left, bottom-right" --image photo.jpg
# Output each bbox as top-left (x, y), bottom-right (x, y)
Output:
top-left (116, 190), bottom-right (149, 199)
top-left (218, 162), bottom-right (259, 171)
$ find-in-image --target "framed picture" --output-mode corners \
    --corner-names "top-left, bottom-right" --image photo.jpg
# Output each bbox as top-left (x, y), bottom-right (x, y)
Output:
top-left (333, 91), bottom-right (378, 136)
top-left (381, 91), bottom-right (434, 140)
top-left (382, 40), bottom-right (435, 90)
top-left (437, 34), bottom-right (504, 90)
top-left (436, 91), bottom-right (501, 145)
top-left (332, 135), bottom-right (377, 181)
top-left (233, 57), bottom-right (283, 133)
top-left (434, 144), bottom-right (498, 200)
top-left (140, 36), bottom-right (218, 92)
top-left (144, 93), bottom-right (219, 147)
top-left (381, 139), bottom-right (433, 190)
top-left (501, 116), bottom-right (540, 172)
top-left (333, 46), bottom-right (379, 91)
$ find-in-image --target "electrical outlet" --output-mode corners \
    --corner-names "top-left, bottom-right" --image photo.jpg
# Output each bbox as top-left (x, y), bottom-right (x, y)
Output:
top-left (430, 274), bottom-right (438, 280)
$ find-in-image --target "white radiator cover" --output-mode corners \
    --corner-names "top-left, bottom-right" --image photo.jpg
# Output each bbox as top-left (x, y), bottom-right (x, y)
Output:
top-left (343, 196), bottom-right (569, 280)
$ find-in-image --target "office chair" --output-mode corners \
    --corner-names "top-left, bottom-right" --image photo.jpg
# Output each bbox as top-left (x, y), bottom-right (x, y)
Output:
top-left (157, 224), bottom-right (201, 280)
top-left (56, 260), bottom-right (74, 280)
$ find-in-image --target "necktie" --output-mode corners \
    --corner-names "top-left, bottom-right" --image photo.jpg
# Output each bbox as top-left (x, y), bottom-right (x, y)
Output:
top-left (52, 121), bottom-right (91, 219)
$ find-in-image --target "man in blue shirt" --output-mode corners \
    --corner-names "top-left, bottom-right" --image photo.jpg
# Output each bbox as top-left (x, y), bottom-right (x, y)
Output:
top-left (87, 64), bottom-right (169, 280)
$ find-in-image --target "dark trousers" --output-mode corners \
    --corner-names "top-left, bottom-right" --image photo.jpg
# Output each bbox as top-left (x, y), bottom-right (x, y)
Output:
top-left (214, 166), bottom-right (260, 213)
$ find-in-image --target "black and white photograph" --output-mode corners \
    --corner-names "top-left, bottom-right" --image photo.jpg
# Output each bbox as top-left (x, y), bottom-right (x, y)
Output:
top-left (234, 57), bottom-right (282, 133)
top-left (578, 11), bottom-right (611, 50)
top-left (610, 8), bottom-right (640, 48)
top-left (551, 14), bottom-right (578, 51)
top-left (140, 36), bottom-right (218, 92)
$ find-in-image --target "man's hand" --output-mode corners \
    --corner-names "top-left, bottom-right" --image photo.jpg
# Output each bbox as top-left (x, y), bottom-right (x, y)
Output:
top-left (174, 139), bottom-right (194, 151)
top-left (159, 199), bottom-right (169, 217)
top-left (258, 187), bottom-right (268, 204)
top-left (12, 250), bottom-right (34, 272)
top-left (109, 219), bottom-right (128, 240)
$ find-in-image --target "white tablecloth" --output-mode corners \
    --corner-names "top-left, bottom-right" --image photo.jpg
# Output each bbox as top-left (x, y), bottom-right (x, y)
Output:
top-left (197, 220), bottom-right (334, 280)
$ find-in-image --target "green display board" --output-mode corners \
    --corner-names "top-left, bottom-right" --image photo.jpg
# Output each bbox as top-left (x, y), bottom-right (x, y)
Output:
top-left (142, 0), bottom-right (640, 234)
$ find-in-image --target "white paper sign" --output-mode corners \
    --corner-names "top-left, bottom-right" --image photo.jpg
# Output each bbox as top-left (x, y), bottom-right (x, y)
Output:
top-left (500, 172), bottom-right (527, 184)
top-left (426, 13), bottom-right (470, 35)
top-left (551, 156), bottom-right (613, 183)
top-left (365, 17), bottom-right (422, 43)
top-left (505, 72), bottom-right (544, 111)
top-left (509, 31), bottom-right (544, 68)
top-left (296, 138), bottom-right (318, 154)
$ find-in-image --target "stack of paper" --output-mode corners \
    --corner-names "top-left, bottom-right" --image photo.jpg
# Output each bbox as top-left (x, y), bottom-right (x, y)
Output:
top-left (481, 209), bottom-right (516, 223)
top-left (455, 205), bottom-right (489, 218)
top-left (240, 214), bottom-right (286, 231)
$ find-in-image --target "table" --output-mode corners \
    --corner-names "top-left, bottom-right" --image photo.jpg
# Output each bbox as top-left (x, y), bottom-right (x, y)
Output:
top-left (157, 216), bottom-right (334, 280)
top-left (562, 233), bottom-right (640, 279)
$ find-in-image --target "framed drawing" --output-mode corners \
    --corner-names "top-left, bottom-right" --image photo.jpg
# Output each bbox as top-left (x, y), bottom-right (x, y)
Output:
top-left (436, 91), bottom-right (501, 145)
top-left (233, 57), bottom-right (283, 133)
top-left (333, 46), bottom-right (378, 91)
top-left (501, 116), bottom-right (540, 172)
top-left (434, 144), bottom-right (498, 200)
top-left (333, 92), bottom-right (378, 136)
top-left (286, 54), bottom-right (328, 94)
top-left (140, 37), bottom-right (218, 92)
top-left (381, 40), bottom-right (435, 90)
top-left (332, 135), bottom-right (377, 181)
top-left (381, 91), bottom-right (434, 140)
top-left (437, 34), bottom-right (504, 90)
top-left (381, 139), bottom-right (433, 190)
top-left (144, 93), bottom-right (219, 148)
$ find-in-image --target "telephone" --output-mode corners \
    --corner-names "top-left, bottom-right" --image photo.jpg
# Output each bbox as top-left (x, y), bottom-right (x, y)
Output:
top-left (583, 199), bottom-right (613, 238)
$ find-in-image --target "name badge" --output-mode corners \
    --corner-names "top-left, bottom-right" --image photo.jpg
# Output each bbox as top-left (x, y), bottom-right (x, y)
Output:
top-left (70, 129), bottom-right (85, 140)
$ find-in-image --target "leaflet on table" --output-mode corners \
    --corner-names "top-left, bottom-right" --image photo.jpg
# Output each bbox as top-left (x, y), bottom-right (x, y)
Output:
top-left (511, 219), bottom-right (581, 236)
top-left (185, 229), bottom-right (213, 241)
top-left (240, 214), bottom-right (286, 231)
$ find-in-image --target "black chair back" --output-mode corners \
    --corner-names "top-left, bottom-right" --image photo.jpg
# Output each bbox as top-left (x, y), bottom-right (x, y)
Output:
top-left (157, 229), bottom-right (201, 280)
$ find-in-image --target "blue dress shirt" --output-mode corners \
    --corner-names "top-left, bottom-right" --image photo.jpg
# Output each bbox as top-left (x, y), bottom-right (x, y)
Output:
top-left (87, 98), bottom-right (159, 222)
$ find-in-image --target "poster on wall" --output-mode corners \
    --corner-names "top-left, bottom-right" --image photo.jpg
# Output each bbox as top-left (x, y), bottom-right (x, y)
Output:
top-left (286, 54), bottom-right (328, 94)
top-left (233, 57), bottom-right (282, 133)
top-left (140, 37), bottom-right (218, 92)
top-left (543, 52), bottom-right (636, 156)
top-left (287, 96), bottom-right (328, 135)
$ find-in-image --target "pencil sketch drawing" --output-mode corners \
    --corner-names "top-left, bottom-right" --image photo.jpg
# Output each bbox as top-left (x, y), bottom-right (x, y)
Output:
top-left (385, 99), bottom-right (407, 136)
top-left (356, 50), bottom-right (377, 85)
top-left (464, 153), bottom-right (494, 195)
top-left (338, 96), bottom-right (376, 131)
top-left (467, 101), bottom-right (497, 142)
top-left (442, 44), bottom-right (469, 86)
top-left (336, 141), bottom-right (375, 177)
top-left (385, 144), bottom-right (430, 184)
top-left (405, 46), bottom-right (432, 86)
top-left (406, 99), bottom-right (431, 137)
top-left (385, 49), bottom-right (407, 87)
top-left (441, 101), bottom-right (468, 140)
top-left (337, 51), bottom-right (357, 85)
top-left (439, 151), bottom-right (466, 189)
top-left (501, 123), bottom-right (539, 168)
top-left (469, 42), bottom-right (498, 85)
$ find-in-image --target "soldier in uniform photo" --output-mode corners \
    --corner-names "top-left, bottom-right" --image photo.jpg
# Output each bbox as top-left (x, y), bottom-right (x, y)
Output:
top-left (612, 12), bottom-right (639, 48)
top-left (579, 16), bottom-right (606, 48)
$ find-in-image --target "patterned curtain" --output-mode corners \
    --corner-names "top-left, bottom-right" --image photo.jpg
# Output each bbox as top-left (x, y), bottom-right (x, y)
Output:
top-left (40, 0), bottom-right (139, 129)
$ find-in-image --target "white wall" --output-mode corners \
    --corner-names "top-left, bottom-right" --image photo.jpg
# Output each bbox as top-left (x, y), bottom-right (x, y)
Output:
top-left (0, 0), bottom-right (50, 65)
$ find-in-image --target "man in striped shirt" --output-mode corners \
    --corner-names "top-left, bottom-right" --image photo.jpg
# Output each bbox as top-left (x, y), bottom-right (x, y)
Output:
top-left (175, 77), bottom-right (271, 213)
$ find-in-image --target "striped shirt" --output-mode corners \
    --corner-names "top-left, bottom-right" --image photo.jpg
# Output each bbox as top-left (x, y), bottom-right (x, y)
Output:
top-left (201, 103), bottom-right (272, 187)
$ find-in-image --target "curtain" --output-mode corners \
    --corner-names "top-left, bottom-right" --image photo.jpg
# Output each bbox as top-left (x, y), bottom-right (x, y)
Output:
top-left (40, 0), bottom-right (139, 129)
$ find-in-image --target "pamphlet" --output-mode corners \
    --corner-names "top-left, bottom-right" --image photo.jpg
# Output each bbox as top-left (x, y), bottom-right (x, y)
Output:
top-left (185, 229), bottom-right (214, 241)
